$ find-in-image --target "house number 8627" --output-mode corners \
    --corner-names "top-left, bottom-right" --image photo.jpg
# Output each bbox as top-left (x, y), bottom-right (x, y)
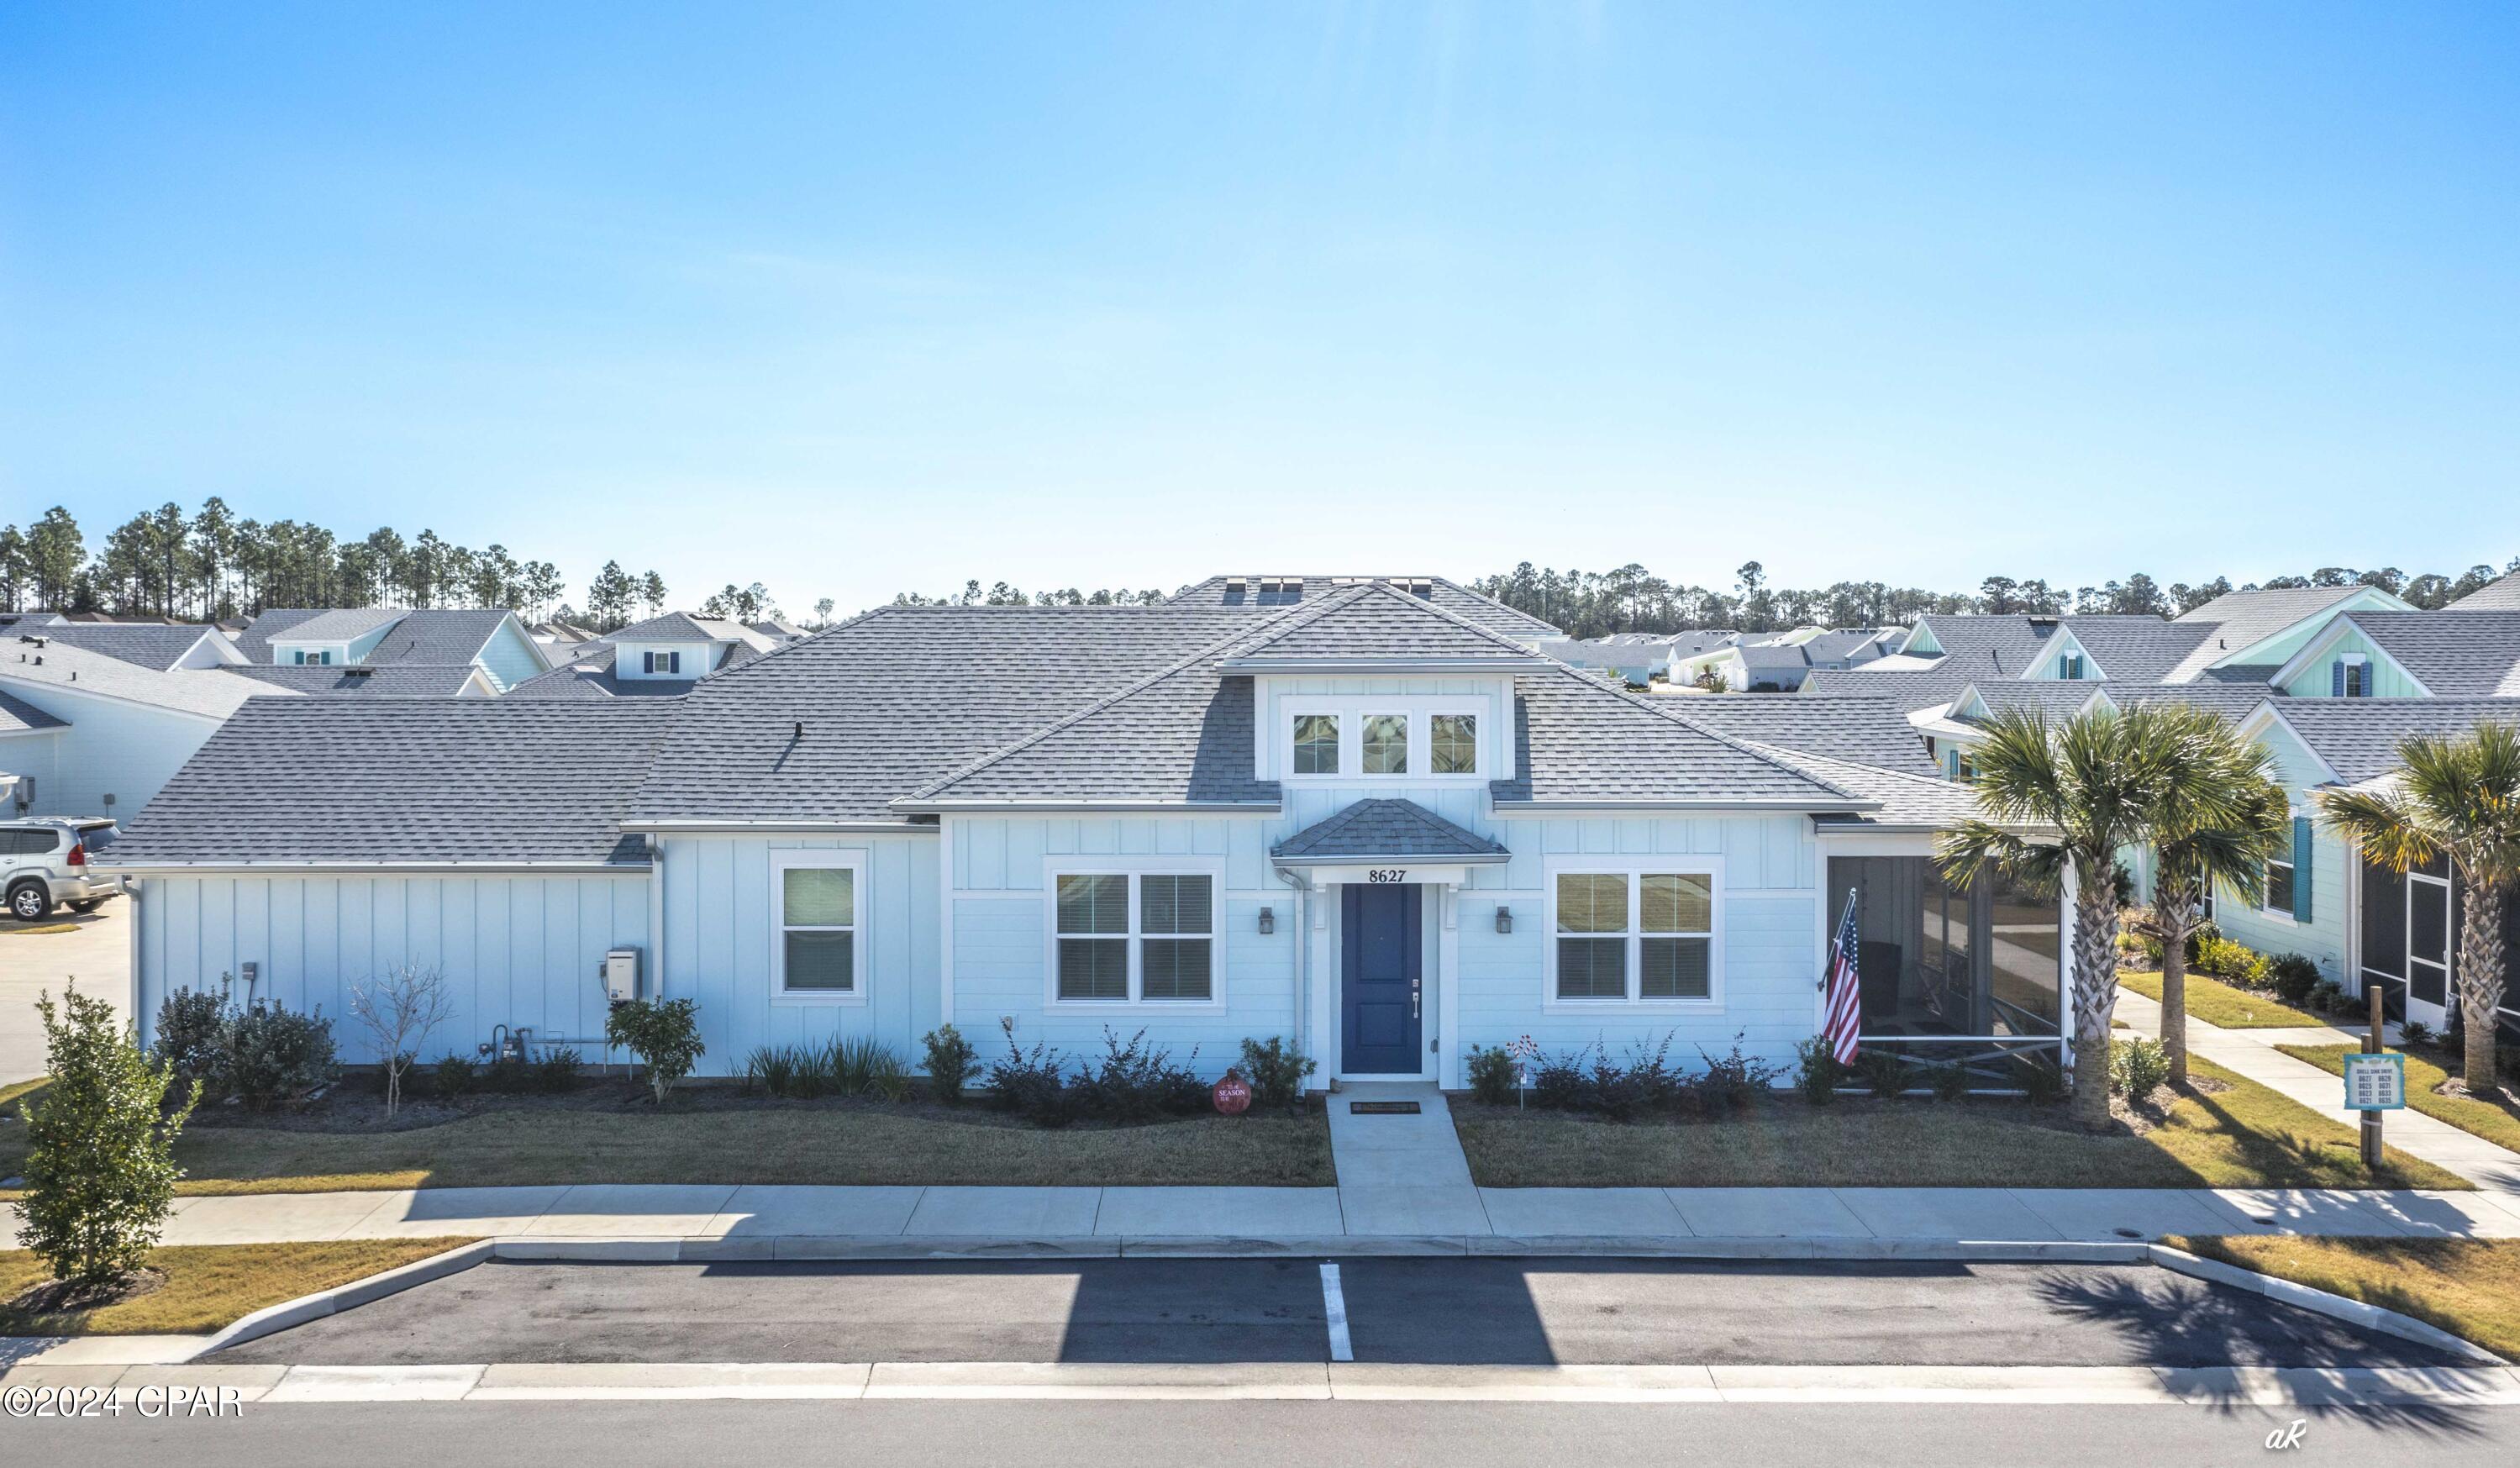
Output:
top-left (1366, 869), bottom-right (1407, 884)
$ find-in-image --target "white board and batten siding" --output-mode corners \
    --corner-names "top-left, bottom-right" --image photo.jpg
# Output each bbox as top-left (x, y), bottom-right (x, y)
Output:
top-left (657, 833), bottom-right (939, 1074)
top-left (133, 871), bottom-right (650, 1062)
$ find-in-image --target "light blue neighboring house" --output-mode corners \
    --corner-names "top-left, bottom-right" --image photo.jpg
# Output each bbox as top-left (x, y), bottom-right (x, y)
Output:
top-left (504, 613), bottom-right (794, 699)
top-left (232, 607), bottom-right (549, 694)
top-left (107, 579), bottom-right (2065, 1090)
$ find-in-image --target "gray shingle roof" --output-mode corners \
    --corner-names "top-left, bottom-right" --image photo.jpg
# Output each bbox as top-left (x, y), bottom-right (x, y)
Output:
top-left (1491, 672), bottom-right (1865, 808)
top-left (1766, 746), bottom-right (2004, 832)
top-left (224, 664), bottom-right (486, 696)
top-left (609, 613), bottom-right (722, 643)
top-left (1273, 798), bottom-right (1508, 862)
top-left (229, 608), bottom-right (332, 662)
top-left (2061, 618), bottom-right (2217, 683)
top-left (1167, 574), bottom-right (1560, 639)
top-left (2338, 612), bottom-right (2520, 697)
top-left (2449, 571), bottom-right (2520, 611)
top-left (0, 639), bottom-right (292, 718)
top-left (1223, 581), bottom-right (1545, 663)
top-left (2262, 698), bottom-right (2520, 786)
top-left (0, 688), bottom-right (68, 733)
top-left (263, 607), bottom-right (410, 645)
top-left (34, 624), bottom-right (224, 671)
top-left (503, 644), bottom-right (695, 700)
top-left (1659, 694), bottom-right (1938, 778)
top-left (364, 609), bottom-right (514, 667)
top-left (2165, 584), bottom-right (2378, 679)
top-left (629, 603), bottom-right (1284, 823)
top-left (107, 698), bottom-right (678, 866)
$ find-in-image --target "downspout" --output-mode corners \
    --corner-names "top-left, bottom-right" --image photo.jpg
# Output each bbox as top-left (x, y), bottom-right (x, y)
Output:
top-left (646, 834), bottom-right (666, 1001)
top-left (1276, 865), bottom-right (1313, 1077)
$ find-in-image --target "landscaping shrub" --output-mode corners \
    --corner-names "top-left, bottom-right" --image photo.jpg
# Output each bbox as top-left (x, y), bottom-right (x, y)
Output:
top-left (1236, 1036), bottom-right (1317, 1111)
top-left (481, 1054), bottom-right (534, 1093)
top-left (1530, 1052), bottom-right (1590, 1111)
top-left (1067, 1027), bottom-right (1204, 1122)
top-left (150, 985), bottom-right (230, 1099)
top-left (1928, 1060), bottom-right (1971, 1102)
top-left (1792, 1036), bottom-right (1842, 1105)
top-left (222, 999), bottom-right (339, 1111)
top-left (2266, 953), bottom-right (2323, 1008)
top-left (432, 1051), bottom-right (477, 1099)
top-left (346, 965), bottom-right (455, 1120)
top-left (1465, 1044), bottom-right (1518, 1106)
top-left (19, 983), bottom-right (199, 1287)
top-left (1854, 1047), bottom-right (1912, 1098)
top-left (922, 1024), bottom-right (980, 1105)
top-left (987, 1018), bottom-right (1073, 1126)
top-left (2401, 1020), bottom-right (2436, 1050)
top-left (535, 1047), bottom-right (582, 1093)
top-left (834, 1036), bottom-right (911, 1102)
top-left (605, 997), bottom-right (704, 1105)
top-left (1694, 1034), bottom-right (1779, 1113)
top-left (2308, 979), bottom-right (2346, 1016)
top-left (2194, 935), bottom-right (2270, 987)
top-left (2109, 1036), bottom-right (2172, 1098)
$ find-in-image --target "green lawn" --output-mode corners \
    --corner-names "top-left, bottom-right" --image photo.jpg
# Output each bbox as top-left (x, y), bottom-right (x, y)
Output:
top-left (2118, 971), bottom-right (2327, 1029)
top-left (0, 1097), bottom-right (1336, 1196)
top-left (2279, 1044), bottom-right (2520, 1155)
top-left (0, 1238), bottom-right (476, 1335)
top-left (1454, 1058), bottom-right (2466, 1189)
top-left (2168, 1236), bottom-right (2520, 1359)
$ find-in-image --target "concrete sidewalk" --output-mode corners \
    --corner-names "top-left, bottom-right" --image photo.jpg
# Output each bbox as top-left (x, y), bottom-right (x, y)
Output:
top-left (2114, 983), bottom-right (2520, 1192)
top-left (13, 1178), bottom-right (2517, 1258)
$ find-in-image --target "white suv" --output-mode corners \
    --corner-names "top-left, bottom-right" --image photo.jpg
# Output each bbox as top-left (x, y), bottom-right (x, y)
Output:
top-left (2, 818), bottom-right (122, 922)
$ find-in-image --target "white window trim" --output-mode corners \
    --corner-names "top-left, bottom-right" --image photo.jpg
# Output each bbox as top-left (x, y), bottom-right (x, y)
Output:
top-left (2258, 851), bottom-right (2301, 923)
top-left (1281, 700), bottom-right (1487, 782)
top-left (1539, 855), bottom-right (1726, 1013)
top-left (771, 850), bottom-right (870, 1006)
top-left (1042, 859), bottom-right (1228, 1009)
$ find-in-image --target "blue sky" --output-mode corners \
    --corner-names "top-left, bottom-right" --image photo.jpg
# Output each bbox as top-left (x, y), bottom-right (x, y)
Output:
top-left (3, 3), bottom-right (2513, 615)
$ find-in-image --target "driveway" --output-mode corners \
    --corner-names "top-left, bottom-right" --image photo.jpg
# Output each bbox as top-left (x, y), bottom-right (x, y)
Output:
top-left (211, 1257), bottom-right (2464, 1369)
top-left (0, 904), bottom-right (129, 1085)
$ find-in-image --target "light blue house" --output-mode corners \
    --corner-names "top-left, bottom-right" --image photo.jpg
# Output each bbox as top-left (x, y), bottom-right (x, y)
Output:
top-left (0, 631), bottom-right (295, 821)
top-left (108, 579), bottom-right (2062, 1088)
top-left (232, 607), bottom-right (548, 694)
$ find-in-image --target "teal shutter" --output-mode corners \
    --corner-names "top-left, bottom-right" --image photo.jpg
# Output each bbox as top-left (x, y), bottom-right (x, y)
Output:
top-left (2330, 661), bottom-right (2344, 697)
top-left (2292, 816), bottom-right (2313, 921)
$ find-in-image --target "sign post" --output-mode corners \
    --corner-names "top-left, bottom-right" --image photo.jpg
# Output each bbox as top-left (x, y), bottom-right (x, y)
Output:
top-left (2344, 985), bottom-right (2405, 1171)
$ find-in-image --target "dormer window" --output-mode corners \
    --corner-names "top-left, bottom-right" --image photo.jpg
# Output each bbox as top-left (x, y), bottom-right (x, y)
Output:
top-left (291, 650), bottom-right (332, 666)
top-left (1362, 714), bottom-right (1409, 775)
top-left (2333, 655), bottom-right (2369, 698)
top-left (643, 650), bottom-right (682, 675)
top-left (2057, 653), bottom-right (2085, 680)
top-left (1293, 714), bottom-right (1340, 774)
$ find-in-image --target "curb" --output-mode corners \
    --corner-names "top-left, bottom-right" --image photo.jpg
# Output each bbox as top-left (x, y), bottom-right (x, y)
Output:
top-left (189, 1240), bottom-right (496, 1360)
top-left (2147, 1244), bottom-right (2507, 1366)
top-left (481, 1234), bottom-right (2156, 1264)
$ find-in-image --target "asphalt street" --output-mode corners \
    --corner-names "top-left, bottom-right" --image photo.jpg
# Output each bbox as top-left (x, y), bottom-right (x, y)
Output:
top-left (210, 1256), bottom-right (2461, 1369)
top-left (5, 1397), bottom-right (2514, 1468)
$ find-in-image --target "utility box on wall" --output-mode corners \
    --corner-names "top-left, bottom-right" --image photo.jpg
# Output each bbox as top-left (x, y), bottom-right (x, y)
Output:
top-left (602, 949), bottom-right (641, 1003)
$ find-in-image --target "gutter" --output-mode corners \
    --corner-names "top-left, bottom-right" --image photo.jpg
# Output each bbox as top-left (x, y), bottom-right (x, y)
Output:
top-left (1491, 798), bottom-right (1879, 815)
top-left (98, 860), bottom-right (652, 876)
top-left (1271, 851), bottom-right (1511, 867)
top-left (622, 818), bottom-right (936, 834)
top-left (888, 799), bottom-right (1283, 816)
top-left (1274, 865), bottom-right (1314, 1067)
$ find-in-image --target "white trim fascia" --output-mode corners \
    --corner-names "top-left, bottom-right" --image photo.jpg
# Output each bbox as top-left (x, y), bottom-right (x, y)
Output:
top-left (623, 818), bottom-right (937, 834)
top-left (1219, 656), bottom-right (1536, 675)
top-left (1491, 798), bottom-right (1876, 815)
top-left (892, 799), bottom-right (1281, 815)
top-left (1270, 852), bottom-right (1511, 867)
top-left (97, 860), bottom-right (650, 875)
top-left (2265, 615), bottom-right (2434, 697)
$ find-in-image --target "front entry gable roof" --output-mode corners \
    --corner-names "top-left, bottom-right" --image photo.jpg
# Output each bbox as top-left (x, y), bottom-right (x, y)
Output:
top-left (1273, 798), bottom-right (1509, 864)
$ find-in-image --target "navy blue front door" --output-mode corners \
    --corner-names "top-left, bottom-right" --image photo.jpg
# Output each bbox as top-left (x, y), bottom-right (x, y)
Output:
top-left (1342, 883), bottom-right (1423, 1074)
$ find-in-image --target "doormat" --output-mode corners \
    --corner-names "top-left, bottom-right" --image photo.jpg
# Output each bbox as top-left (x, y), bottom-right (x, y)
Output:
top-left (1347, 1101), bottom-right (1422, 1114)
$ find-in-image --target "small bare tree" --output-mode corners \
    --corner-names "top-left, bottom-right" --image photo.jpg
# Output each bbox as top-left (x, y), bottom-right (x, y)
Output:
top-left (348, 966), bottom-right (456, 1118)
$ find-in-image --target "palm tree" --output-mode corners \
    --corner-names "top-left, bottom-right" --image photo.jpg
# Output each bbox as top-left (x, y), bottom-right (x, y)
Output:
top-left (2317, 722), bottom-right (2520, 1094)
top-left (1939, 704), bottom-right (2281, 1129)
top-left (2123, 703), bottom-right (2292, 1087)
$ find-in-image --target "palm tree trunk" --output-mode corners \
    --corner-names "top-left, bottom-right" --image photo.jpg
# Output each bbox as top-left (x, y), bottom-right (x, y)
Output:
top-left (2070, 881), bottom-right (2123, 1131)
top-left (2160, 930), bottom-right (2190, 1087)
top-left (2459, 878), bottom-right (2507, 1096)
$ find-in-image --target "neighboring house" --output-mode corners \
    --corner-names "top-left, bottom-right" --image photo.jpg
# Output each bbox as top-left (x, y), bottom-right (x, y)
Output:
top-left (1699, 629), bottom-right (1897, 693)
top-left (503, 613), bottom-right (797, 699)
top-left (1534, 632), bottom-right (1702, 687)
top-left (107, 579), bottom-right (2064, 1092)
top-left (0, 634), bottom-right (297, 820)
top-left (2446, 569), bottom-right (2520, 611)
top-left (26, 621), bottom-right (245, 671)
top-left (233, 607), bottom-right (551, 692)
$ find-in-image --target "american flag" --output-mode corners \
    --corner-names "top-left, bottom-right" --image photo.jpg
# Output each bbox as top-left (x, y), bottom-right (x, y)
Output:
top-left (1823, 889), bottom-right (1862, 1065)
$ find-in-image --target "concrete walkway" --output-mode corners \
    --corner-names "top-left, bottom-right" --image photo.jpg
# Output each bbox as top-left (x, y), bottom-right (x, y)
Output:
top-left (1325, 1080), bottom-right (1486, 1234)
top-left (12, 1178), bottom-right (2517, 1258)
top-left (2113, 983), bottom-right (2520, 1193)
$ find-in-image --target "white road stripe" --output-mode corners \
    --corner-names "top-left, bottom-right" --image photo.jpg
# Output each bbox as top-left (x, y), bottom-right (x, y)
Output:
top-left (1319, 1262), bottom-right (1355, 1363)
